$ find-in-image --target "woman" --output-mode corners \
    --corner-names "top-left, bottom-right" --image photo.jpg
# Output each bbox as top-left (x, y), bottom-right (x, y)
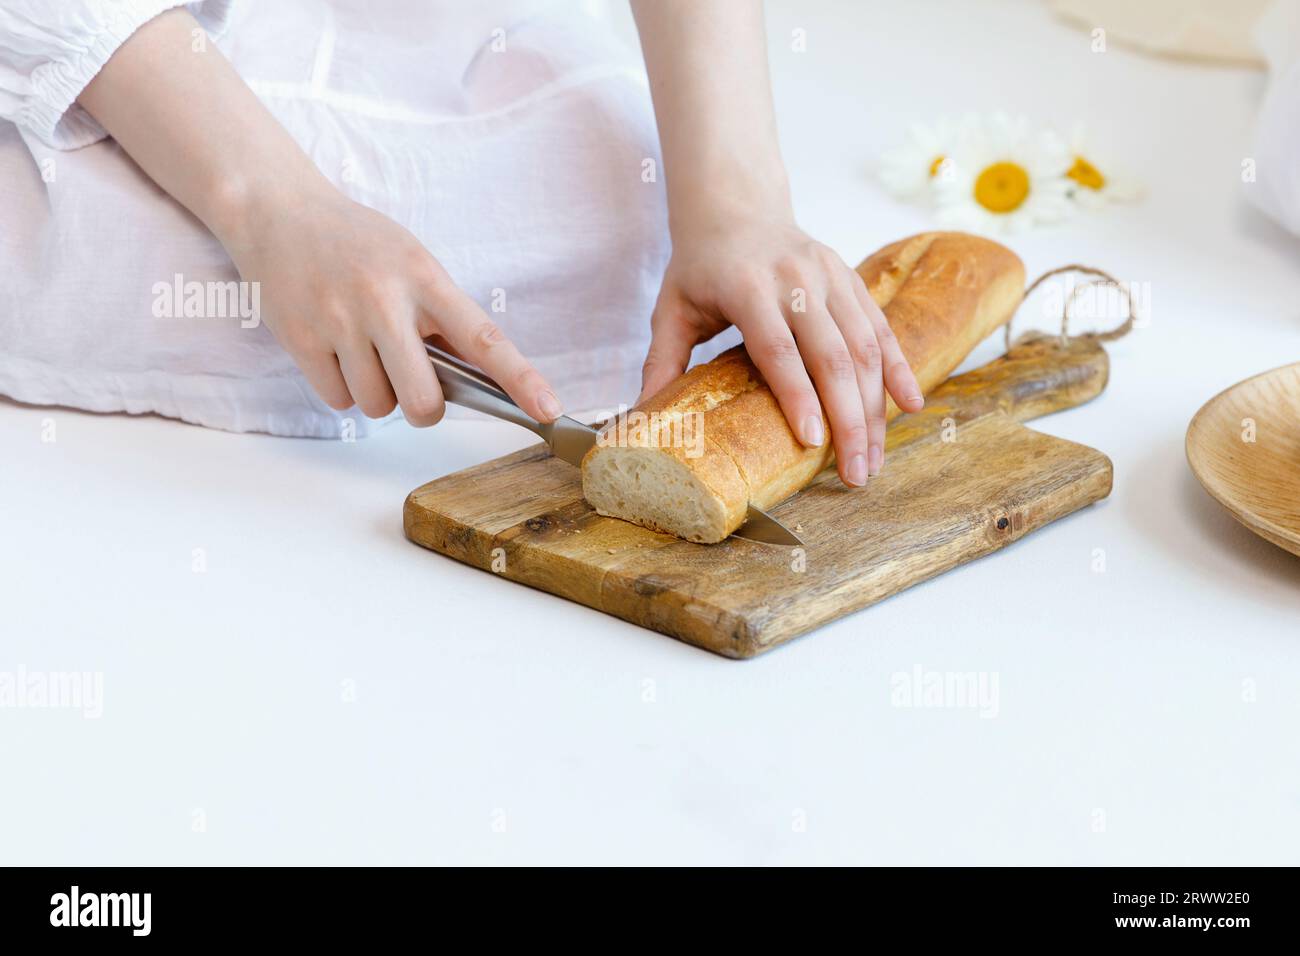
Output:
top-left (0, 0), bottom-right (921, 487)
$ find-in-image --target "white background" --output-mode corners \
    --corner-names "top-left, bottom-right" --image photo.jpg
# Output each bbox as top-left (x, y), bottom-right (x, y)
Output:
top-left (3, 0), bottom-right (1299, 865)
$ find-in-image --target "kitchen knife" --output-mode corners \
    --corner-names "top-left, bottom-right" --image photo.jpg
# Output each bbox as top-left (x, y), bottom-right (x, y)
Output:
top-left (426, 343), bottom-right (802, 547)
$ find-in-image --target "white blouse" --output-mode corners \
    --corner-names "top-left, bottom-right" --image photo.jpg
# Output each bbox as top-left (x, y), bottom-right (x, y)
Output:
top-left (0, 0), bottom-right (677, 437)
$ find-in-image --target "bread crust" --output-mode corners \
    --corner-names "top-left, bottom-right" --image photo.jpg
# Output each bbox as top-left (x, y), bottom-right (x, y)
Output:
top-left (582, 231), bottom-right (1026, 542)
top-left (858, 232), bottom-right (1026, 419)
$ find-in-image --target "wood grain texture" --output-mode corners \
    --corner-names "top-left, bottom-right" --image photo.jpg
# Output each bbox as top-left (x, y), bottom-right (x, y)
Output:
top-left (1186, 362), bottom-right (1300, 557)
top-left (404, 333), bottom-right (1114, 658)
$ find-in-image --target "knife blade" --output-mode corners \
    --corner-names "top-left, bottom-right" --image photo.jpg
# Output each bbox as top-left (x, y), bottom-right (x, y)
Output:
top-left (426, 343), bottom-right (803, 547)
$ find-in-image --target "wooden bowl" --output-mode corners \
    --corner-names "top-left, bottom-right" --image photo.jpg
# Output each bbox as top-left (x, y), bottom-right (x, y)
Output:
top-left (1186, 363), bottom-right (1300, 556)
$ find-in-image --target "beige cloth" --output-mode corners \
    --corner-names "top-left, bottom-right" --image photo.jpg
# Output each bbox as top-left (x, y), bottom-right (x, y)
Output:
top-left (1050, 0), bottom-right (1271, 66)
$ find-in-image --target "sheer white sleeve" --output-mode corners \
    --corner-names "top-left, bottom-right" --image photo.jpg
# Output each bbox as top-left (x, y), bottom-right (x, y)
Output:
top-left (0, 0), bottom-right (234, 149)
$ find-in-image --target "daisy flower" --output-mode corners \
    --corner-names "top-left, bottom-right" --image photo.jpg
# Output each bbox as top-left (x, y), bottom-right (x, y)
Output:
top-left (876, 115), bottom-right (973, 202)
top-left (1062, 122), bottom-right (1144, 208)
top-left (933, 114), bottom-right (1074, 235)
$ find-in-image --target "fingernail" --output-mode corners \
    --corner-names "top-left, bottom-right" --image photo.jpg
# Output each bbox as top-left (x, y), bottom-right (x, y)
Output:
top-left (538, 390), bottom-right (562, 421)
top-left (802, 416), bottom-right (824, 447)
top-left (847, 454), bottom-right (868, 486)
top-left (869, 445), bottom-right (883, 475)
top-left (907, 392), bottom-right (923, 406)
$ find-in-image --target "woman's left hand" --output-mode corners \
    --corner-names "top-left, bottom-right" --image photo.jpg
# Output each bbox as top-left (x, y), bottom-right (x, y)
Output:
top-left (639, 210), bottom-right (925, 488)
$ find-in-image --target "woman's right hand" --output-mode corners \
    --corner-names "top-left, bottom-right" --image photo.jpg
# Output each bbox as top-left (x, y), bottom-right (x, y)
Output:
top-left (76, 8), bottom-right (559, 429)
top-left (218, 184), bottom-right (562, 427)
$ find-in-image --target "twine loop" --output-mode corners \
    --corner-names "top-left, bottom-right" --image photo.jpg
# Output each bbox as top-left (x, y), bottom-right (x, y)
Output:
top-left (1004, 264), bottom-right (1139, 352)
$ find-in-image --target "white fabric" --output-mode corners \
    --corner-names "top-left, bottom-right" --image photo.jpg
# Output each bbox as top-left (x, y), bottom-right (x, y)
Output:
top-left (1246, 0), bottom-right (1300, 236)
top-left (0, 0), bottom-right (673, 437)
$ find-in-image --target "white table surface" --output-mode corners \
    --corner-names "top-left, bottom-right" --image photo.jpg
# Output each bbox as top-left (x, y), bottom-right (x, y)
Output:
top-left (4, 0), bottom-right (1299, 866)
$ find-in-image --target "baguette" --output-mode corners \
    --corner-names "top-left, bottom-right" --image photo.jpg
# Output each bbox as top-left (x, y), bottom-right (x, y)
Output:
top-left (581, 231), bottom-right (1026, 542)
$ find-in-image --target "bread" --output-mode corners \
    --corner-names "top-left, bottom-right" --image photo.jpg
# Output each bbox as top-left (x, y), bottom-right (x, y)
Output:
top-left (581, 231), bottom-right (1026, 542)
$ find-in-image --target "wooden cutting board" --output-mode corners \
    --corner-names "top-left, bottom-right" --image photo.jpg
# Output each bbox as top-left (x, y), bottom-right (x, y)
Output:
top-left (404, 333), bottom-right (1113, 658)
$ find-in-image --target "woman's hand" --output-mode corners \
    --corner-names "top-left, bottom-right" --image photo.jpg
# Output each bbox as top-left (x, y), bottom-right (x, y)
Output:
top-left (640, 207), bottom-right (924, 487)
top-left (219, 185), bottom-right (562, 426)
top-left (629, 0), bottom-right (921, 487)
top-left (77, 7), bottom-right (559, 428)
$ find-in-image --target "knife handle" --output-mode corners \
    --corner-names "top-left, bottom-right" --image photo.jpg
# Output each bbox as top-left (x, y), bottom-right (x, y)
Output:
top-left (425, 343), bottom-right (545, 438)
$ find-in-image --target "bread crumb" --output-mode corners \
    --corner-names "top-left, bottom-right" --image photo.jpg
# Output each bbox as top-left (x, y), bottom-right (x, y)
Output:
top-left (794, 523), bottom-right (804, 534)
top-left (607, 548), bottom-right (616, 554)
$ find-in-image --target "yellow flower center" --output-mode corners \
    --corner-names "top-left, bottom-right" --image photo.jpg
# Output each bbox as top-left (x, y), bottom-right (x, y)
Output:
top-left (928, 155), bottom-right (947, 177)
top-left (1067, 155), bottom-right (1106, 190)
top-left (973, 162), bottom-right (1030, 213)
